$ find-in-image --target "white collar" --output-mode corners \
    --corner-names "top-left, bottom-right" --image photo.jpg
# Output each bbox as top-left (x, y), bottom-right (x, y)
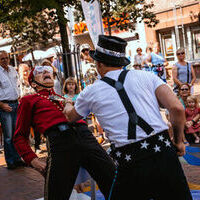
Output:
top-left (104, 69), bottom-right (123, 78)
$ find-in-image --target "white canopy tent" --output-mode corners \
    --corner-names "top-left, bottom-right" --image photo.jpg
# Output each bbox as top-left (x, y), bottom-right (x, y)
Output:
top-left (22, 46), bottom-right (62, 61)
top-left (22, 50), bottom-right (46, 61)
top-left (44, 45), bottom-right (62, 59)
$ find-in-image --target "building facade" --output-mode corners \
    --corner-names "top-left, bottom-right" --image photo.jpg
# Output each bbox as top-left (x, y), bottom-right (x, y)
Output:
top-left (145, 0), bottom-right (200, 72)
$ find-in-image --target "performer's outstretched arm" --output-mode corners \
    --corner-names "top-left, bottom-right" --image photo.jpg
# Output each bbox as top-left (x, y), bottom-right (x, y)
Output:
top-left (13, 97), bottom-right (38, 164)
top-left (13, 97), bottom-right (46, 174)
top-left (155, 84), bottom-right (185, 156)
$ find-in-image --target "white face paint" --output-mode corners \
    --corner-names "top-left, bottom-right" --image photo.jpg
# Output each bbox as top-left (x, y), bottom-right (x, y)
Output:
top-left (33, 66), bottom-right (54, 88)
top-left (33, 66), bottom-right (53, 76)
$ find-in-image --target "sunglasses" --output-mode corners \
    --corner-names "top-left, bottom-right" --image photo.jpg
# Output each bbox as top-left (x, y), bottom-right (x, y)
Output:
top-left (177, 52), bottom-right (185, 56)
top-left (180, 88), bottom-right (189, 91)
top-left (33, 65), bottom-right (53, 76)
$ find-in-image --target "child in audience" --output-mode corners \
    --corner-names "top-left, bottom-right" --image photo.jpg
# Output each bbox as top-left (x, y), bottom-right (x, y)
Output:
top-left (63, 77), bottom-right (79, 103)
top-left (185, 95), bottom-right (200, 143)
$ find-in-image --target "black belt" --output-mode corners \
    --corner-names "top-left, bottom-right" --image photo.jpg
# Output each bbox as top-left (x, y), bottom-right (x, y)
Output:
top-left (110, 130), bottom-right (174, 168)
top-left (45, 123), bottom-right (71, 137)
top-left (1, 99), bottom-right (18, 104)
top-left (51, 123), bottom-right (70, 132)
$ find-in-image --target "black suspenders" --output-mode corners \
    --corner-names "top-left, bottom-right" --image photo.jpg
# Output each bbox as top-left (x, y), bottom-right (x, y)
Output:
top-left (101, 70), bottom-right (154, 140)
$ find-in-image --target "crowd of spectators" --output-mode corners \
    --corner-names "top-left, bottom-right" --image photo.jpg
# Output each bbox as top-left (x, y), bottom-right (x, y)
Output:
top-left (132, 44), bottom-right (199, 145)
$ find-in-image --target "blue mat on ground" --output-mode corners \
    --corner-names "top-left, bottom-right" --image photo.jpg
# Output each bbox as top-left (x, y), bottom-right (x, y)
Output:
top-left (191, 190), bottom-right (200, 200)
top-left (186, 146), bottom-right (200, 153)
top-left (183, 153), bottom-right (200, 166)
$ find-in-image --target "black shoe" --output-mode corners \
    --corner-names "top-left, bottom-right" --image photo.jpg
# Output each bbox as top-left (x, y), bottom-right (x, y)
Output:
top-left (7, 163), bottom-right (17, 170)
top-left (14, 160), bottom-right (27, 167)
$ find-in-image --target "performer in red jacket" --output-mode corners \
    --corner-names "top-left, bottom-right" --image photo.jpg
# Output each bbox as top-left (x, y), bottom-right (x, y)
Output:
top-left (13, 65), bottom-right (115, 200)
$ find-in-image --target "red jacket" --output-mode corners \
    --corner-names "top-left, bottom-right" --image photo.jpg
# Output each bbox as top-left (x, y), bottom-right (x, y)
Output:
top-left (13, 89), bottom-right (85, 164)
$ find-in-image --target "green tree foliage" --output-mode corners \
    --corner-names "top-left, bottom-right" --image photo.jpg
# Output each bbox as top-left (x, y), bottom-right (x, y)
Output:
top-left (74, 0), bottom-right (159, 35)
top-left (0, 0), bottom-right (79, 76)
top-left (0, 1), bottom-right (61, 49)
top-left (0, 9), bottom-right (58, 50)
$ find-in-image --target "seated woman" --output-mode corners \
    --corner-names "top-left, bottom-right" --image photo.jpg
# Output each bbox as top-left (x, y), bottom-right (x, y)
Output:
top-left (166, 83), bottom-right (191, 144)
top-left (178, 83), bottom-right (191, 109)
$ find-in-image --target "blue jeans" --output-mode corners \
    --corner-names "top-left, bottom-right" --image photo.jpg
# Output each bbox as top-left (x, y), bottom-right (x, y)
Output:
top-left (0, 102), bottom-right (21, 165)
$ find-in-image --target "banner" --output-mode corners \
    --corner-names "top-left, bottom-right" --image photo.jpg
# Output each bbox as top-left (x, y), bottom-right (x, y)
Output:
top-left (81, 0), bottom-right (104, 47)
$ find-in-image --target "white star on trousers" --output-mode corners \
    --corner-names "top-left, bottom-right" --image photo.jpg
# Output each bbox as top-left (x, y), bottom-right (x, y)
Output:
top-left (165, 139), bottom-right (171, 147)
top-left (125, 154), bottom-right (131, 161)
top-left (116, 151), bottom-right (121, 157)
top-left (140, 141), bottom-right (149, 149)
top-left (158, 135), bottom-right (164, 141)
top-left (154, 145), bottom-right (161, 152)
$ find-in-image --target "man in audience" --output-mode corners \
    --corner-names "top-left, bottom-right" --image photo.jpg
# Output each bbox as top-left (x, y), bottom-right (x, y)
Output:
top-left (0, 50), bottom-right (25, 169)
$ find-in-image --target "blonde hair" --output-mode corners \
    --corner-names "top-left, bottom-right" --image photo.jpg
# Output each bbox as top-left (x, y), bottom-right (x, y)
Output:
top-left (186, 95), bottom-right (199, 108)
top-left (63, 77), bottom-right (79, 95)
top-left (176, 47), bottom-right (185, 54)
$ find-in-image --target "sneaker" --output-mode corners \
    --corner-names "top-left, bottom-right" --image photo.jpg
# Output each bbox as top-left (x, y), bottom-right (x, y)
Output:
top-left (7, 163), bottom-right (17, 170)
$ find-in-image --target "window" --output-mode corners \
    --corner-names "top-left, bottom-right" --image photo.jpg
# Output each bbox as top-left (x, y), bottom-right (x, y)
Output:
top-left (159, 32), bottom-right (175, 61)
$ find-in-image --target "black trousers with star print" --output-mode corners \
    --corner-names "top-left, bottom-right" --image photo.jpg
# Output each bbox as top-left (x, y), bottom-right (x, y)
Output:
top-left (110, 136), bottom-right (192, 200)
top-left (44, 123), bottom-right (116, 200)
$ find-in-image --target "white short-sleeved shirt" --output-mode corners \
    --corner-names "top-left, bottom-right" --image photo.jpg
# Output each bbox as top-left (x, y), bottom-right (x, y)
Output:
top-left (75, 69), bottom-right (168, 147)
top-left (0, 65), bottom-right (20, 101)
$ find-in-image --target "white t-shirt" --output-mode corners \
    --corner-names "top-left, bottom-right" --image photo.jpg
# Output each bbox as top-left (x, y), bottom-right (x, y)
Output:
top-left (75, 69), bottom-right (168, 147)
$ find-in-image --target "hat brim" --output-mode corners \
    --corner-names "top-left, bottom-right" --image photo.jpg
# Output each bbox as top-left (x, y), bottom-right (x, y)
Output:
top-left (89, 50), bottom-right (130, 67)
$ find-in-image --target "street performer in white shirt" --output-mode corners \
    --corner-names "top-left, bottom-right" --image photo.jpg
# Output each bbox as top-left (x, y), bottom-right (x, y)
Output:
top-left (63, 35), bottom-right (192, 200)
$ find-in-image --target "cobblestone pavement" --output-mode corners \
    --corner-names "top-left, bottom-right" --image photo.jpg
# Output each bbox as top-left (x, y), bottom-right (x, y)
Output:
top-left (0, 147), bottom-right (46, 200)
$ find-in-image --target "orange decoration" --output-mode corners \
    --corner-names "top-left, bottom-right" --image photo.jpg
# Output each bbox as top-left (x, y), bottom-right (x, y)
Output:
top-left (74, 14), bottom-right (130, 35)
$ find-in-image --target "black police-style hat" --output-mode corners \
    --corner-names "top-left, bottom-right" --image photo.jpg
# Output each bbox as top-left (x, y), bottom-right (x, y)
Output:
top-left (89, 35), bottom-right (130, 67)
